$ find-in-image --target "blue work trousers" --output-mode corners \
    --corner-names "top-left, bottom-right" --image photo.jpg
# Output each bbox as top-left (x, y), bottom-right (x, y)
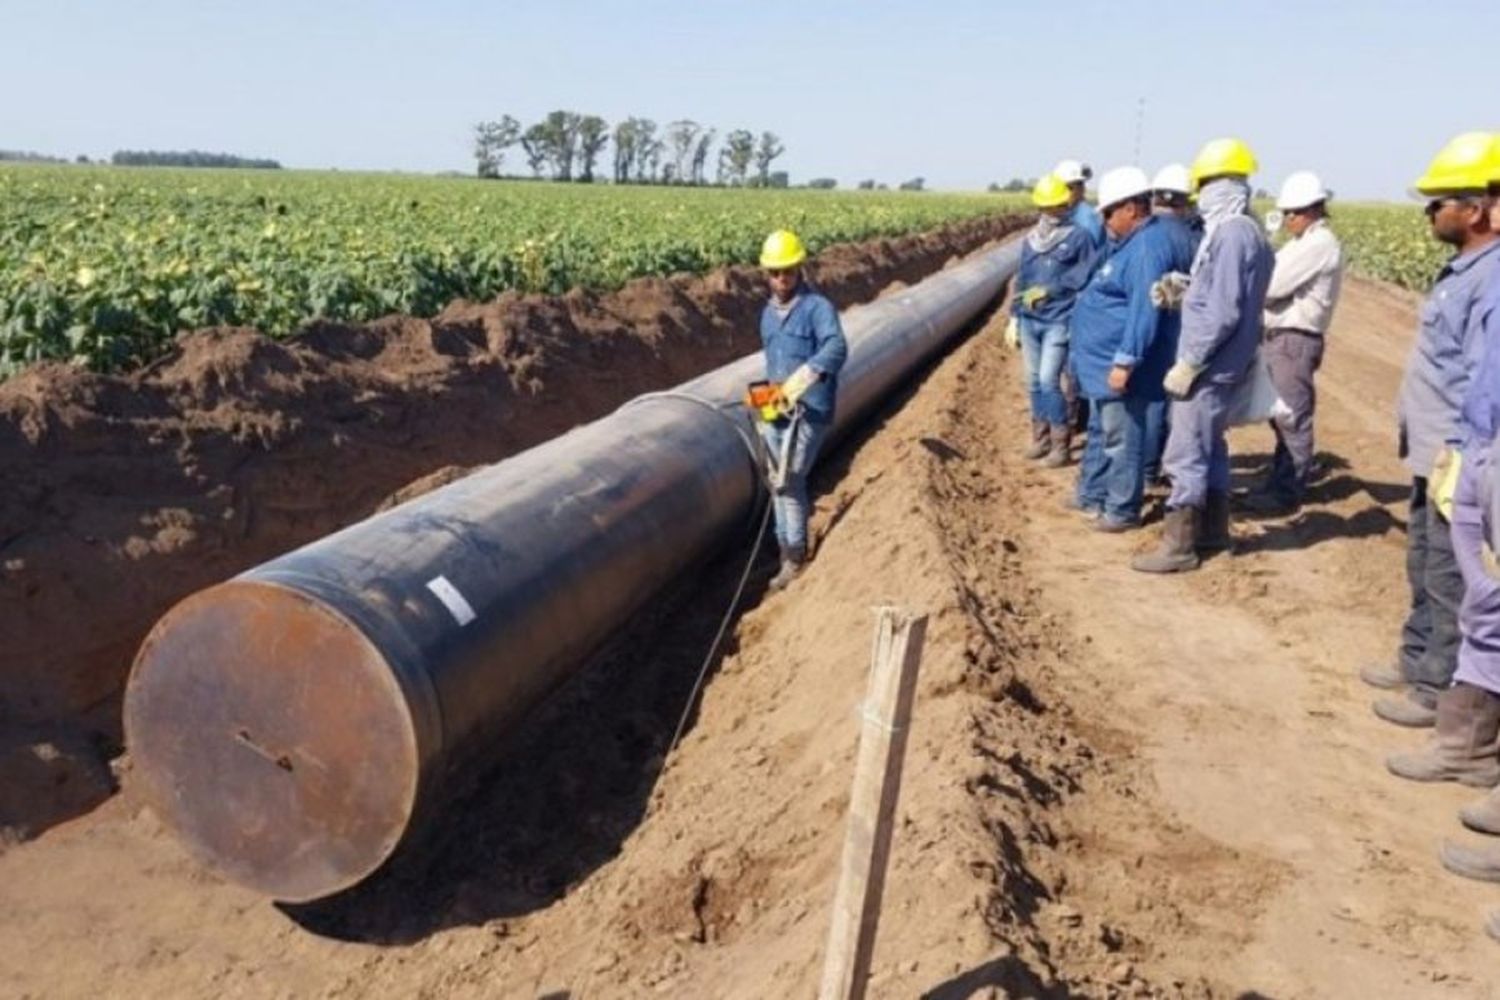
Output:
top-left (1164, 381), bottom-right (1234, 510)
top-left (1454, 451), bottom-right (1500, 696)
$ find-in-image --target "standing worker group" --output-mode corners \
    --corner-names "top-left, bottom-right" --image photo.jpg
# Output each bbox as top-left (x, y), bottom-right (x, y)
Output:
top-left (1366, 133), bottom-right (1500, 728)
top-left (1371, 133), bottom-right (1500, 944)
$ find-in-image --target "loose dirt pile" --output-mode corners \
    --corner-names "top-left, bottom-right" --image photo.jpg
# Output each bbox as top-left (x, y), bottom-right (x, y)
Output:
top-left (0, 213), bottom-right (1026, 843)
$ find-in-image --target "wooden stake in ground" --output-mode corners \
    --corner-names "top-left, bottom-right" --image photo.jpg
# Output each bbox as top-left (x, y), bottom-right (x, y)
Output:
top-left (818, 607), bottom-right (928, 1000)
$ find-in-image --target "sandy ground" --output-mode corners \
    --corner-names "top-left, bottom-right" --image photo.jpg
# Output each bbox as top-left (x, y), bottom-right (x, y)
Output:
top-left (2, 275), bottom-right (1497, 998)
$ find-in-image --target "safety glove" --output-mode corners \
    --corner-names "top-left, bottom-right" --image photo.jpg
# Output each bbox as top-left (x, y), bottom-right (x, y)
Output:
top-left (1427, 446), bottom-right (1462, 522)
top-left (1163, 359), bottom-right (1205, 399)
top-left (1149, 271), bottom-right (1191, 310)
top-left (780, 364), bottom-right (819, 408)
top-left (1020, 286), bottom-right (1049, 309)
top-left (1003, 316), bottom-right (1020, 350)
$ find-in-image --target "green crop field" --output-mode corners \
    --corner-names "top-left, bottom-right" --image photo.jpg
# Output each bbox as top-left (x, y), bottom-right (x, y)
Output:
top-left (1330, 203), bottom-right (1447, 292)
top-left (0, 165), bottom-right (1022, 375)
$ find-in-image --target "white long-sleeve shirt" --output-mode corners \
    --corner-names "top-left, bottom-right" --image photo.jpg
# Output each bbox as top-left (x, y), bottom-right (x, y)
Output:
top-left (1263, 219), bottom-right (1344, 334)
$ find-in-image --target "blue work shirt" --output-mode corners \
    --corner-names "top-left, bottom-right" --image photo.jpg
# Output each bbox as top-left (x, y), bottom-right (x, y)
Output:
top-left (1071, 201), bottom-right (1104, 247)
top-left (1011, 225), bottom-right (1099, 324)
top-left (1178, 216), bottom-right (1275, 385)
top-left (1068, 216), bottom-right (1183, 401)
top-left (1402, 239), bottom-right (1500, 474)
top-left (1459, 275), bottom-right (1500, 455)
top-left (761, 285), bottom-right (848, 425)
top-left (1156, 212), bottom-right (1203, 267)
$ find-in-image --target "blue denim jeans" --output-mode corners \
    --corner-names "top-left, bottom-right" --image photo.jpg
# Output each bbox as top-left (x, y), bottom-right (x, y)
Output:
top-left (1075, 397), bottom-right (1148, 523)
top-left (758, 416), bottom-right (828, 553)
top-left (1019, 317), bottom-right (1069, 425)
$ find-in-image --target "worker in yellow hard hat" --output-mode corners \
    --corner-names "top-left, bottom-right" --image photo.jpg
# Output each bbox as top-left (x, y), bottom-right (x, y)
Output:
top-left (1134, 137), bottom-right (1274, 573)
top-left (1377, 133), bottom-right (1500, 741)
top-left (755, 229), bottom-right (848, 590)
top-left (1004, 174), bottom-right (1100, 466)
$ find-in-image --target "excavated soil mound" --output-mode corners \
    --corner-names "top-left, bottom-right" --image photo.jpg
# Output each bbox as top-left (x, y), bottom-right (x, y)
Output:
top-left (0, 214), bottom-right (1026, 842)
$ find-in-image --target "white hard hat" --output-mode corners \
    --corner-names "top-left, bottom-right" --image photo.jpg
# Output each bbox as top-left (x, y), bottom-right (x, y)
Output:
top-left (1053, 159), bottom-right (1093, 184)
top-left (1097, 166), bottom-right (1152, 211)
top-left (1276, 171), bottom-right (1331, 211)
top-left (1151, 163), bottom-right (1192, 196)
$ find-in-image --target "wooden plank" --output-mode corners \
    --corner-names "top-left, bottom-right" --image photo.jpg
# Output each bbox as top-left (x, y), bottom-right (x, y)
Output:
top-left (817, 607), bottom-right (929, 1000)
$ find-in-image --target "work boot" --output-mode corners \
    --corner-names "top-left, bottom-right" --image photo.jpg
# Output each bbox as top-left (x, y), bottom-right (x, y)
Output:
top-left (1373, 688), bottom-right (1438, 728)
top-left (769, 545), bottom-right (806, 592)
top-left (1439, 840), bottom-right (1500, 884)
top-left (1131, 506), bottom-right (1201, 574)
top-left (1094, 515), bottom-right (1138, 534)
top-left (1489, 910), bottom-right (1500, 944)
top-left (1460, 786), bottom-right (1500, 836)
top-left (1024, 420), bottom-right (1050, 460)
top-left (1386, 683), bottom-right (1500, 786)
top-left (1043, 424), bottom-right (1072, 468)
top-left (1359, 662), bottom-right (1406, 690)
top-left (1197, 490), bottom-right (1233, 553)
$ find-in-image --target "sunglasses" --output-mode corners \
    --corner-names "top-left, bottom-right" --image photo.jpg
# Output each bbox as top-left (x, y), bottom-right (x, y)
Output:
top-left (1425, 196), bottom-right (1474, 218)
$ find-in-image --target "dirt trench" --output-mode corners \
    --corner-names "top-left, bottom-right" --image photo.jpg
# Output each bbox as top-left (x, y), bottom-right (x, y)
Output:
top-left (0, 212), bottom-right (1027, 843)
top-left (3, 276), bottom-right (1496, 998)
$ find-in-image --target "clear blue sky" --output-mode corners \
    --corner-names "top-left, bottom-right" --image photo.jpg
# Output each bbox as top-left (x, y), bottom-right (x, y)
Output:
top-left (2, 0), bottom-right (1494, 199)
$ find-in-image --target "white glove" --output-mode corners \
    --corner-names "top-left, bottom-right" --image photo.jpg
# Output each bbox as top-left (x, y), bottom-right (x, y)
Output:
top-left (781, 364), bottom-right (819, 407)
top-left (1004, 316), bottom-right (1020, 350)
top-left (1149, 271), bottom-right (1191, 310)
top-left (1163, 360), bottom-right (1205, 399)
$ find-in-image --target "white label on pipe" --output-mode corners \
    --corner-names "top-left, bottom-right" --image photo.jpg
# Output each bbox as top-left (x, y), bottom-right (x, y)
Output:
top-left (426, 575), bottom-right (477, 627)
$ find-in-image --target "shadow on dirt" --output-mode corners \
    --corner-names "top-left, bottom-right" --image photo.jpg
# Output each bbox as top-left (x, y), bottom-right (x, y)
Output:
top-left (920, 954), bottom-right (1081, 999)
top-left (1237, 504), bottom-right (1403, 554)
top-left (277, 304), bottom-right (995, 947)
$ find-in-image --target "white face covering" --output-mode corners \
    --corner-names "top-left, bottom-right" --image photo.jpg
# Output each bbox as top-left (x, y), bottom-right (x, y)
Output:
top-left (1191, 177), bottom-right (1252, 272)
top-left (1197, 177), bottom-right (1250, 227)
top-left (1026, 212), bottom-right (1073, 254)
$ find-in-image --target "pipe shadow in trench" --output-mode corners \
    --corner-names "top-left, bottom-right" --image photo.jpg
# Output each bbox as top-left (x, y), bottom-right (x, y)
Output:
top-left (278, 306), bottom-right (997, 947)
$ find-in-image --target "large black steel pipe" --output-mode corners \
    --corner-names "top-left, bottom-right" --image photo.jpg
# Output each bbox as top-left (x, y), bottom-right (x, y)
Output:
top-left (123, 241), bottom-right (1021, 902)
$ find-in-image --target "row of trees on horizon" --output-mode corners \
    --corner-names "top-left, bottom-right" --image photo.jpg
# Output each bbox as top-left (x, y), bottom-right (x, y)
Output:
top-left (0, 149), bottom-right (282, 169)
top-left (472, 112), bottom-right (791, 187)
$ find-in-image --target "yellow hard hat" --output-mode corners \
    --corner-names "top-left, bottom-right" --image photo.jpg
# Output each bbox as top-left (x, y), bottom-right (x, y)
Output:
top-left (759, 229), bottom-right (807, 269)
top-left (1190, 137), bottom-right (1258, 188)
top-left (1031, 174), bottom-right (1071, 209)
top-left (1413, 132), bottom-right (1500, 195)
